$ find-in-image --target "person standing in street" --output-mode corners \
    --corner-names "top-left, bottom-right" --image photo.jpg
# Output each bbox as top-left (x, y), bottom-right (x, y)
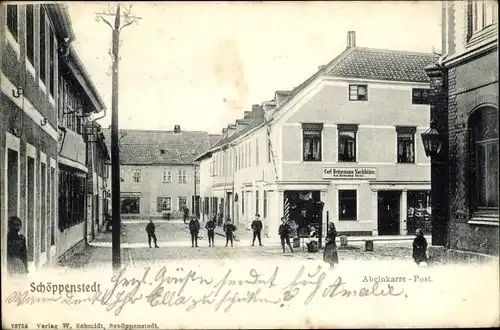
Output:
top-left (223, 219), bottom-right (236, 247)
top-left (278, 217), bottom-right (294, 253)
top-left (251, 214), bottom-right (263, 246)
top-left (323, 222), bottom-right (339, 269)
top-left (146, 218), bottom-right (159, 248)
top-left (205, 217), bottom-right (216, 247)
top-left (183, 207), bottom-right (190, 224)
top-left (413, 228), bottom-right (428, 265)
top-left (7, 216), bottom-right (28, 276)
top-left (189, 216), bottom-right (200, 247)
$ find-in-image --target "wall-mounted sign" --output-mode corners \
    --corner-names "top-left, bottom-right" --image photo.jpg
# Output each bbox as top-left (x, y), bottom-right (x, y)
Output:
top-left (323, 167), bottom-right (377, 180)
top-left (121, 192), bottom-right (142, 198)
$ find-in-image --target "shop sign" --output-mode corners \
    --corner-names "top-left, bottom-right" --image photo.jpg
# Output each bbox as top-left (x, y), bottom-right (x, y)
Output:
top-left (121, 192), bottom-right (142, 198)
top-left (323, 167), bottom-right (377, 180)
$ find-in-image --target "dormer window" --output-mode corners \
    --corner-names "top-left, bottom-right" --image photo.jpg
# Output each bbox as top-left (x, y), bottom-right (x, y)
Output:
top-left (160, 149), bottom-right (166, 155)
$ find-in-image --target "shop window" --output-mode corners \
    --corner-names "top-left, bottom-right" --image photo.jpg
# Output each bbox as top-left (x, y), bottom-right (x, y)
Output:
top-left (263, 191), bottom-right (267, 218)
top-left (121, 197), bottom-right (140, 214)
top-left (302, 123), bottom-right (323, 161)
top-left (407, 191), bottom-right (432, 234)
top-left (396, 126), bottom-right (416, 163)
top-left (255, 190), bottom-right (259, 214)
top-left (7, 149), bottom-right (19, 219)
top-left (349, 84), bottom-right (367, 101)
top-left (339, 190), bottom-right (357, 221)
top-left (338, 124), bottom-right (358, 162)
top-left (40, 163), bottom-right (46, 253)
top-left (469, 107), bottom-right (499, 214)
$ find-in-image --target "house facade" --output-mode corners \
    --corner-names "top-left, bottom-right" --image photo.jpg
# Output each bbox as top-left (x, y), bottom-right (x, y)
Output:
top-left (426, 0), bottom-right (498, 255)
top-left (0, 3), bottom-right (106, 272)
top-left (198, 31), bottom-right (438, 238)
top-left (104, 126), bottom-right (218, 220)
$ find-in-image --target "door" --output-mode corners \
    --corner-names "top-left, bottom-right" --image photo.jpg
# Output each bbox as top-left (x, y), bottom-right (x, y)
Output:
top-left (377, 191), bottom-right (401, 235)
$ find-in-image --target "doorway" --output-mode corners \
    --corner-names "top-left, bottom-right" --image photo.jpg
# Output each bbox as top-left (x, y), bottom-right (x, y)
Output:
top-left (377, 191), bottom-right (401, 235)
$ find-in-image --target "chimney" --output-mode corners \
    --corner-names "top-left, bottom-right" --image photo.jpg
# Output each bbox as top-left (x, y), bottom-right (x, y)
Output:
top-left (174, 125), bottom-right (181, 133)
top-left (243, 111), bottom-right (252, 119)
top-left (235, 119), bottom-right (249, 131)
top-left (222, 127), bottom-right (228, 137)
top-left (347, 31), bottom-right (356, 48)
top-left (251, 104), bottom-right (261, 112)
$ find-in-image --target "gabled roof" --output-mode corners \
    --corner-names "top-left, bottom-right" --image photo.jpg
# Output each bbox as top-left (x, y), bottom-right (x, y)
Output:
top-left (102, 128), bottom-right (213, 165)
top-left (326, 47), bottom-right (438, 83)
top-left (195, 45), bottom-right (438, 161)
top-left (209, 134), bottom-right (222, 147)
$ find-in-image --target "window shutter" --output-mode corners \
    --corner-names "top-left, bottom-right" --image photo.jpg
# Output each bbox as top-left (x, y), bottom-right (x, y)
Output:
top-left (157, 197), bottom-right (162, 212)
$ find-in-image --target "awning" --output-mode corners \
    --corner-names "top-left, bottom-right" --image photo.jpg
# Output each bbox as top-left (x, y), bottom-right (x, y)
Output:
top-left (59, 156), bottom-right (88, 173)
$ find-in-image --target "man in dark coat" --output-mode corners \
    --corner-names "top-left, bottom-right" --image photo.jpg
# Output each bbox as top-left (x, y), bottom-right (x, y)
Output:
top-left (413, 228), bottom-right (428, 264)
top-left (7, 216), bottom-right (28, 276)
top-left (251, 214), bottom-right (263, 246)
top-left (145, 219), bottom-right (159, 248)
top-left (183, 207), bottom-right (190, 224)
top-left (205, 217), bottom-right (216, 247)
top-left (223, 219), bottom-right (236, 247)
top-left (189, 216), bottom-right (200, 247)
top-left (278, 217), bottom-right (294, 253)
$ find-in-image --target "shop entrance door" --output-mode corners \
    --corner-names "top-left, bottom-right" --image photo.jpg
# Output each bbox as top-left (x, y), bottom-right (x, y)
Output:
top-left (377, 191), bottom-right (401, 235)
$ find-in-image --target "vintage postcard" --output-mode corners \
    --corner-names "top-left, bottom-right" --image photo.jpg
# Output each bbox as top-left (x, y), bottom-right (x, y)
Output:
top-left (1, 1), bottom-right (499, 329)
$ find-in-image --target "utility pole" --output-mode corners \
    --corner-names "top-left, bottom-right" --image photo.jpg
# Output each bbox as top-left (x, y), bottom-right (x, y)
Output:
top-left (96, 4), bottom-right (141, 271)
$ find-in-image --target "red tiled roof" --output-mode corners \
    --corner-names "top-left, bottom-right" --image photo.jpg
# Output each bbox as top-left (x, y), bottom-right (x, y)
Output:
top-left (102, 128), bottom-right (213, 165)
top-left (326, 47), bottom-right (438, 83)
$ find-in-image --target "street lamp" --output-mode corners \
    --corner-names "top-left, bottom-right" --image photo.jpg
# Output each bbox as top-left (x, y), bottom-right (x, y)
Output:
top-left (421, 120), bottom-right (444, 158)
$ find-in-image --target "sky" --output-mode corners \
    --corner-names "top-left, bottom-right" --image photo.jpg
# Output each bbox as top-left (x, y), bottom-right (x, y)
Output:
top-left (67, 1), bottom-right (442, 135)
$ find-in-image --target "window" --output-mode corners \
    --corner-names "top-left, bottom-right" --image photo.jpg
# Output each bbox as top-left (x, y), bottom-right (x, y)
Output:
top-left (162, 169), bottom-right (172, 183)
top-left (469, 107), bottom-right (499, 213)
top-left (49, 31), bottom-right (55, 96)
top-left (120, 170), bottom-right (125, 182)
top-left (40, 163), bottom-right (47, 253)
top-left (195, 169), bottom-right (200, 183)
top-left (468, 0), bottom-right (498, 38)
top-left (339, 190), bottom-right (357, 220)
top-left (255, 138), bottom-right (259, 165)
top-left (242, 191), bottom-right (245, 215)
top-left (178, 197), bottom-right (187, 211)
top-left (267, 139), bottom-right (272, 163)
top-left (132, 170), bottom-right (141, 183)
top-left (302, 123), bottom-right (323, 161)
top-left (159, 197), bottom-right (172, 212)
top-left (263, 191), bottom-right (267, 218)
top-left (412, 89), bottom-right (430, 105)
top-left (396, 127), bottom-right (416, 163)
top-left (338, 124), bottom-right (358, 162)
top-left (121, 197), bottom-right (140, 214)
top-left (255, 190), bottom-right (259, 214)
top-left (6, 5), bottom-right (18, 41)
top-left (249, 141), bottom-right (252, 167)
top-left (26, 5), bottom-right (35, 64)
top-left (178, 169), bottom-right (187, 183)
top-left (349, 85), bottom-right (367, 101)
top-left (40, 6), bottom-right (47, 84)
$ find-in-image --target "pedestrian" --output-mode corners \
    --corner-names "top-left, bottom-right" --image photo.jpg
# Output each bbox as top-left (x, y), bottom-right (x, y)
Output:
top-left (413, 228), bottom-right (428, 265)
top-left (145, 218), bottom-right (159, 248)
top-left (205, 217), bottom-right (216, 247)
top-left (278, 217), bottom-right (294, 253)
top-left (183, 207), bottom-right (190, 224)
top-left (223, 219), bottom-right (236, 247)
top-left (7, 216), bottom-right (28, 276)
top-left (323, 222), bottom-right (339, 269)
top-left (189, 216), bottom-right (200, 247)
top-left (306, 225), bottom-right (319, 253)
top-left (251, 214), bottom-right (263, 246)
top-left (218, 213), bottom-right (223, 227)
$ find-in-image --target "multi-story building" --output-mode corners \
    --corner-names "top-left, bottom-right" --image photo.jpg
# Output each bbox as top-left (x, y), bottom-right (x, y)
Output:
top-left (103, 126), bottom-right (219, 219)
top-left (0, 4), bottom-right (106, 271)
top-left (424, 1), bottom-right (498, 255)
top-left (197, 31), bottom-right (438, 238)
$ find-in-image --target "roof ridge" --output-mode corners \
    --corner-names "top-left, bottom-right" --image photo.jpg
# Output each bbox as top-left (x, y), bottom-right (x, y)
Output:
top-left (352, 46), bottom-right (439, 57)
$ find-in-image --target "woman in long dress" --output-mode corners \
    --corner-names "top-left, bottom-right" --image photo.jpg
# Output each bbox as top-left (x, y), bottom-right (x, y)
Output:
top-left (7, 216), bottom-right (28, 276)
top-left (323, 222), bottom-right (339, 269)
